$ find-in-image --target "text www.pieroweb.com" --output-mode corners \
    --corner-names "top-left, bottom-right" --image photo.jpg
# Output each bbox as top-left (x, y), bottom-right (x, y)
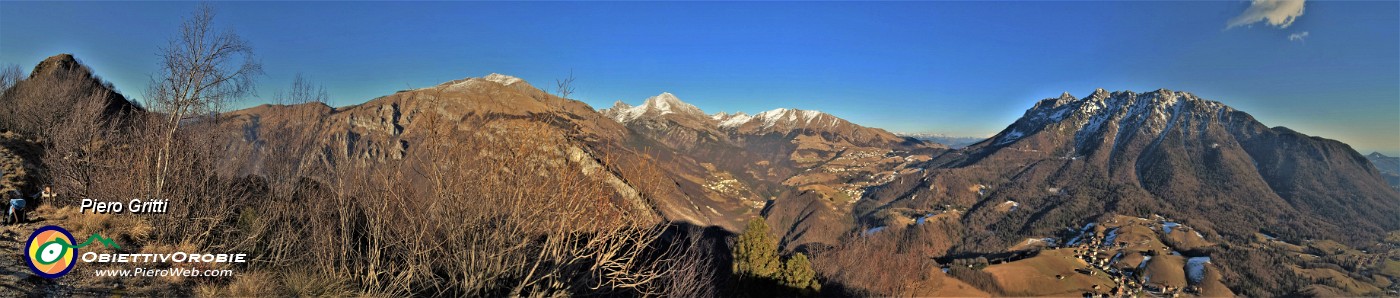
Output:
top-left (93, 267), bottom-right (235, 277)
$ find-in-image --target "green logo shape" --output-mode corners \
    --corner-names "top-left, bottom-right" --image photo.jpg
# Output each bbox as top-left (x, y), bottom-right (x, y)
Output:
top-left (34, 233), bottom-right (120, 265)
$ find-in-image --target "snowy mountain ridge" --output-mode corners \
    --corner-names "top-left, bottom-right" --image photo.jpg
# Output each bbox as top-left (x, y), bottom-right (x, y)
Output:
top-left (992, 88), bottom-right (1235, 151)
top-left (601, 92), bottom-right (848, 131)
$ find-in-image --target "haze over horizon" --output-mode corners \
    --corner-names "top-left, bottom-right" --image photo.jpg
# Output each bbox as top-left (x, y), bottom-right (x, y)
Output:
top-left (2, 1), bottom-right (1396, 155)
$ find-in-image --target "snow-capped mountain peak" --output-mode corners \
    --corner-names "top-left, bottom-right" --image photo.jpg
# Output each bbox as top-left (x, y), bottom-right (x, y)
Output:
top-left (602, 92), bottom-right (708, 123)
top-left (640, 92), bottom-right (705, 117)
top-left (641, 92), bottom-right (697, 115)
top-left (1090, 88), bottom-right (1109, 99)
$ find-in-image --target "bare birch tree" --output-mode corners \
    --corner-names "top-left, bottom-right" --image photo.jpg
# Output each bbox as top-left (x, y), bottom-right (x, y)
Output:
top-left (146, 3), bottom-right (261, 198)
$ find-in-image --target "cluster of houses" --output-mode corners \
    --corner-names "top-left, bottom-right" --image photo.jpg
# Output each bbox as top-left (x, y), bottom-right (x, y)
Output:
top-left (1067, 222), bottom-right (1195, 298)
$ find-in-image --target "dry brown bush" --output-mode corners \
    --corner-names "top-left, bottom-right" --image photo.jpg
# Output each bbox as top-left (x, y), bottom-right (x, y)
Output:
top-left (41, 89), bottom-right (126, 204)
top-left (0, 62), bottom-right (93, 138)
top-left (812, 230), bottom-right (943, 296)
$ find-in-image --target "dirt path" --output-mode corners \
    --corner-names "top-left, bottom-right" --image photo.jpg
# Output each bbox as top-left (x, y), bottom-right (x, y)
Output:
top-left (0, 209), bottom-right (72, 297)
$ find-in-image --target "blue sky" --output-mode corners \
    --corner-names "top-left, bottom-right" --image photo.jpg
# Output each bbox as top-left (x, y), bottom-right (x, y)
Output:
top-left (1, 1), bottom-right (1397, 155)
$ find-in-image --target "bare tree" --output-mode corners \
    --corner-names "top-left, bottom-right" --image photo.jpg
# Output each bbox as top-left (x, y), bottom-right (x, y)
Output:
top-left (146, 3), bottom-right (262, 198)
top-left (555, 69), bottom-right (575, 100)
top-left (0, 64), bottom-right (21, 97)
top-left (274, 72), bottom-right (328, 105)
top-left (0, 62), bottom-right (20, 134)
top-left (42, 89), bottom-right (118, 203)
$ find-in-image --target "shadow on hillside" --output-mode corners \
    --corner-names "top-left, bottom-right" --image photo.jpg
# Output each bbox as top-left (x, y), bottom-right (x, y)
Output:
top-left (662, 221), bottom-right (863, 297)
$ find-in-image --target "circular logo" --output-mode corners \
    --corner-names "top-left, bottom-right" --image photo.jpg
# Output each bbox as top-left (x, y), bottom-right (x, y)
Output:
top-left (26, 226), bottom-right (77, 278)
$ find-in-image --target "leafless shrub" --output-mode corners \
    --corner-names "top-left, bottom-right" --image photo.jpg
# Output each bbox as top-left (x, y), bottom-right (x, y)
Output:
top-left (0, 63), bottom-right (21, 97)
top-left (812, 231), bottom-right (944, 296)
top-left (655, 225), bottom-right (720, 297)
top-left (273, 73), bottom-right (328, 105)
top-left (40, 89), bottom-right (120, 204)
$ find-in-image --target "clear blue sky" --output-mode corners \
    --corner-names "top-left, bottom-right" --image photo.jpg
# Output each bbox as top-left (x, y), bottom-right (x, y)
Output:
top-left (2, 1), bottom-right (1397, 155)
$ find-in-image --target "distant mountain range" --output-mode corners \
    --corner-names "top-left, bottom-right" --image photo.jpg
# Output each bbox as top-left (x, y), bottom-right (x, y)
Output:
top-left (1368, 152), bottom-right (1400, 190)
top-left (600, 91), bottom-right (938, 235)
top-left (10, 54), bottom-right (1397, 297)
top-left (602, 92), bottom-right (921, 148)
top-left (895, 133), bottom-right (986, 149)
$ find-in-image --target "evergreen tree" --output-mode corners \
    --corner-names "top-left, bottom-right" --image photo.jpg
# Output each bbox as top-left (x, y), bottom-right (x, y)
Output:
top-left (733, 217), bottom-right (780, 279)
top-left (780, 252), bottom-right (819, 292)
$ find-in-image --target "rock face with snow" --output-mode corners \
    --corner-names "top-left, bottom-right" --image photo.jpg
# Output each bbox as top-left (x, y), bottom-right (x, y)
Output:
top-left (712, 111), bottom-right (752, 128)
top-left (987, 89), bottom-right (1235, 154)
top-left (600, 92), bottom-right (728, 151)
top-left (602, 92), bottom-right (707, 123)
top-left (722, 108), bottom-right (918, 147)
top-left (980, 89), bottom-right (1398, 231)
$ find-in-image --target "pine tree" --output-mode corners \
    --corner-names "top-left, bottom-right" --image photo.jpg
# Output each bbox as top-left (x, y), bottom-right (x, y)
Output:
top-left (780, 252), bottom-right (819, 292)
top-left (733, 217), bottom-right (780, 279)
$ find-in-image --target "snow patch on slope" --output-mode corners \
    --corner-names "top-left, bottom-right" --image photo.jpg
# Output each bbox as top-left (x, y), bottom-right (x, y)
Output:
top-left (801, 110), bottom-right (823, 123)
top-left (748, 108), bottom-right (836, 129)
top-left (755, 108), bottom-right (791, 128)
top-left (610, 102), bottom-right (647, 123)
top-left (718, 112), bottom-right (753, 128)
top-left (1187, 257), bottom-right (1211, 283)
top-left (483, 73), bottom-right (523, 86)
top-left (995, 129), bottom-right (1025, 146)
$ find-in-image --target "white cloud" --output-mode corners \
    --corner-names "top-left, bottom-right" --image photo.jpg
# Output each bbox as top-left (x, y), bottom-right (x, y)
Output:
top-left (1227, 0), bottom-right (1306, 29)
top-left (1288, 31), bottom-right (1310, 42)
